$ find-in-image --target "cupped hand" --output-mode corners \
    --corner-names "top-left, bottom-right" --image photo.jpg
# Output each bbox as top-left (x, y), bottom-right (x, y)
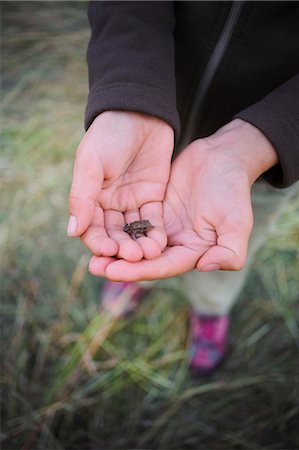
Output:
top-left (68, 111), bottom-right (174, 261)
top-left (89, 119), bottom-right (278, 280)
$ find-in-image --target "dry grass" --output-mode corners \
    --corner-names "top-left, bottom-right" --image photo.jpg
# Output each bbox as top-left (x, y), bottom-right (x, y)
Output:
top-left (1, 2), bottom-right (299, 449)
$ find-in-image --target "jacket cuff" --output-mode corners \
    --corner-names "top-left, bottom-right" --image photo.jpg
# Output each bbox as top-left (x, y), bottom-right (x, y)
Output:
top-left (85, 82), bottom-right (181, 141)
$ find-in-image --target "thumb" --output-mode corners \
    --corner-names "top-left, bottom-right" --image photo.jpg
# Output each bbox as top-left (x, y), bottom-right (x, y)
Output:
top-left (196, 218), bottom-right (253, 272)
top-left (68, 147), bottom-right (104, 237)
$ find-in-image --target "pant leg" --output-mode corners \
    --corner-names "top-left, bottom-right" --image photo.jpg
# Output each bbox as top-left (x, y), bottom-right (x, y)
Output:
top-left (182, 181), bottom-right (297, 315)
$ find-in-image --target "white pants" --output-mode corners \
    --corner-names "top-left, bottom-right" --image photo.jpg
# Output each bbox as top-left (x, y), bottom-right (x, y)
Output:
top-left (181, 181), bottom-right (296, 315)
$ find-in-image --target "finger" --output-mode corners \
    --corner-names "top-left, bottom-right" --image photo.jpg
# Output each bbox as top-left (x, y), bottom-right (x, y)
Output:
top-left (89, 255), bottom-right (115, 277)
top-left (132, 235), bottom-right (162, 260)
top-left (124, 209), bottom-right (141, 225)
top-left (140, 201), bottom-right (168, 251)
top-left (81, 204), bottom-right (118, 256)
top-left (196, 219), bottom-right (253, 272)
top-left (124, 205), bottom-right (163, 260)
top-left (89, 246), bottom-right (199, 281)
top-left (68, 146), bottom-right (103, 237)
top-left (105, 209), bottom-right (143, 262)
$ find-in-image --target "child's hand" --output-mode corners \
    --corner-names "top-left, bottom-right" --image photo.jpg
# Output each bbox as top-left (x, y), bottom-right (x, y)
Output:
top-left (88, 119), bottom-right (278, 280)
top-left (68, 111), bottom-right (174, 262)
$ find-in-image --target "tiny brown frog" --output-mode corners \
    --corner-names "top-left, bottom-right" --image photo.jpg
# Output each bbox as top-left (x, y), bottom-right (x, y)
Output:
top-left (124, 219), bottom-right (153, 240)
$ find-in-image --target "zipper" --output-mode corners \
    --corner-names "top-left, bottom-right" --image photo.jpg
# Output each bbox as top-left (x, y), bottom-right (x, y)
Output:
top-left (177, 1), bottom-right (244, 151)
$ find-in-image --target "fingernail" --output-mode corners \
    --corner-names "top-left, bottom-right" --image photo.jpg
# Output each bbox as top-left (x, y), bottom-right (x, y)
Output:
top-left (199, 264), bottom-right (220, 272)
top-left (67, 215), bottom-right (78, 236)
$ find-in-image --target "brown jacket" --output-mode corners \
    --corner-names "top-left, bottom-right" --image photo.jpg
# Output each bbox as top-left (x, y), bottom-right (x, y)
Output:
top-left (85, 1), bottom-right (299, 188)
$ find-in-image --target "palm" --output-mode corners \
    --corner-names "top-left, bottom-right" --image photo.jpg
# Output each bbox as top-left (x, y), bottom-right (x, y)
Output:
top-left (69, 111), bottom-right (174, 261)
top-left (98, 134), bottom-right (170, 211)
top-left (162, 152), bottom-right (218, 267)
top-left (89, 140), bottom-right (254, 280)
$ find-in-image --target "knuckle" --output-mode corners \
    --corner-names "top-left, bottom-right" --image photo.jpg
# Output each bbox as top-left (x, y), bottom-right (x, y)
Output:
top-left (68, 191), bottom-right (79, 207)
top-left (68, 186), bottom-right (87, 203)
top-left (68, 190), bottom-right (79, 201)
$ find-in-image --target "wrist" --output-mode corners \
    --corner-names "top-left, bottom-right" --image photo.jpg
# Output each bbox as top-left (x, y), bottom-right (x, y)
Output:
top-left (203, 119), bottom-right (278, 185)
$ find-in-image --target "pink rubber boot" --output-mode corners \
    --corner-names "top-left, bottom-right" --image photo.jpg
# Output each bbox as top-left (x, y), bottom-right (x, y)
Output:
top-left (188, 310), bottom-right (230, 375)
top-left (100, 281), bottom-right (146, 318)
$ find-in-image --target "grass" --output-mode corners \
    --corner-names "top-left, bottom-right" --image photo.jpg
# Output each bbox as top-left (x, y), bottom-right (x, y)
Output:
top-left (1, 2), bottom-right (299, 449)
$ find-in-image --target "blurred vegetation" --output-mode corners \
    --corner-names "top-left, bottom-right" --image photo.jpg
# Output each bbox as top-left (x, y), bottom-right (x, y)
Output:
top-left (1, 2), bottom-right (299, 449)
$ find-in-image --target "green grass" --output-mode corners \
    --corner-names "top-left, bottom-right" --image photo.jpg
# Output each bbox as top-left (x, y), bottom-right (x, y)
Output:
top-left (1, 2), bottom-right (299, 449)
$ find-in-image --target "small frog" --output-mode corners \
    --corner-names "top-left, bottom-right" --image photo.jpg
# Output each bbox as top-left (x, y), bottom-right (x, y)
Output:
top-left (124, 219), bottom-right (153, 240)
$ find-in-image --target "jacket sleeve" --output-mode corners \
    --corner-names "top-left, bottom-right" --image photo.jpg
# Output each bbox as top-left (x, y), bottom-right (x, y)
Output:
top-left (85, 1), bottom-right (180, 138)
top-left (234, 73), bottom-right (299, 188)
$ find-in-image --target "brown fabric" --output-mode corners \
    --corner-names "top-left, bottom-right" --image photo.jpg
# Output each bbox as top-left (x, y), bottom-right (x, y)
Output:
top-left (86, 1), bottom-right (299, 188)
